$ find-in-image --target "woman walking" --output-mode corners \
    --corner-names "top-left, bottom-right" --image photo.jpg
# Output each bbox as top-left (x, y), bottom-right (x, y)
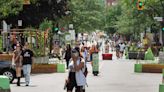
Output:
top-left (12, 44), bottom-right (22, 86)
top-left (64, 44), bottom-right (72, 69)
top-left (66, 47), bottom-right (86, 92)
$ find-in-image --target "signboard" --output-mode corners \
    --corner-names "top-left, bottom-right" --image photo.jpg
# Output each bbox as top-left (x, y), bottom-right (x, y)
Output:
top-left (69, 24), bottom-right (73, 29)
top-left (65, 34), bottom-right (71, 41)
top-left (18, 20), bottom-right (22, 26)
top-left (69, 30), bottom-right (75, 40)
top-left (92, 53), bottom-right (99, 72)
top-left (154, 17), bottom-right (163, 21)
top-left (3, 20), bottom-right (7, 32)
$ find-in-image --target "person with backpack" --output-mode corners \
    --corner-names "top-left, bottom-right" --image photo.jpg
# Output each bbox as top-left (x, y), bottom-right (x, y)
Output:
top-left (65, 47), bottom-right (87, 92)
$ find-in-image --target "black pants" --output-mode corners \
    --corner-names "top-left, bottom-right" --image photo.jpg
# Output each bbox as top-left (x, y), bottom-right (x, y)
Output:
top-left (66, 60), bottom-right (69, 69)
top-left (67, 72), bottom-right (85, 92)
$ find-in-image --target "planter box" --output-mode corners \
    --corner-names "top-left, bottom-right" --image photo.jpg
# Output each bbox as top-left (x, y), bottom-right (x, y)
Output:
top-left (102, 53), bottom-right (112, 60)
top-left (57, 63), bottom-right (65, 73)
top-left (0, 76), bottom-right (10, 92)
top-left (134, 64), bottom-right (142, 73)
top-left (128, 52), bottom-right (145, 60)
top-left (32, 64), bottom-right (57, 73)
top-left (0, 54), bottom-right (12, 61)
top-left (142, 64), bottom-right (164, 73)
top-left (159, 84), bottom-right (164, 92)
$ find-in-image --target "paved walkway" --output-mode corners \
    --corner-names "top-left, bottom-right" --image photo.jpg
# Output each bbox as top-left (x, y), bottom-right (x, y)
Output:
top-left (11, 51), bottom-right (162, 92)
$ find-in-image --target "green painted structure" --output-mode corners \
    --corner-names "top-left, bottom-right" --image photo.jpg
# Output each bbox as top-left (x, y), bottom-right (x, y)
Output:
top-left (144, 47), bottom-right (155, 60)
top-left (0, 76), bottom-right (10, 92)
top-left (159, 84), bottom-right (164, 92)
top-left (134, 64), bottom-right (142, 73)
top-left (57, 63), bottom-right (65, 73)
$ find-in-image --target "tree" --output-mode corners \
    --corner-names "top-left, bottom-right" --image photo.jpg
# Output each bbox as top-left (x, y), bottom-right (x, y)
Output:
top-left (105, 0), bottom-right (164, 38)
top-left (4, 0), bottom-right (70, 28)
top-left (67, 0), bottom-right (105, 33)
top-left (0, 0), bottom-right (23, 19)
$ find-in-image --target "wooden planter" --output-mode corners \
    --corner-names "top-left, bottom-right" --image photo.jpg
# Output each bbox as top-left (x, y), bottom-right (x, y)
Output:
top-left (32, 64), bottom-right (57, 73)
top-left (0, 54), bottom-right (12, 61)
top-left (142, 64), bottom-right (164, 73)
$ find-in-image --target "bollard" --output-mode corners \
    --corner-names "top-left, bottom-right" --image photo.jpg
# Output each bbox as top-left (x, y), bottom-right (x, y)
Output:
top-left (134, 64), bottom-right (142, 73)
top-left (0, 76), bottom-right (10, 92)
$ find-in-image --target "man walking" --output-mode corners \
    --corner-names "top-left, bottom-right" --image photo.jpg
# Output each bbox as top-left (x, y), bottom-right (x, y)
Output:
top-left (20, 42), bottom-right (34, 86)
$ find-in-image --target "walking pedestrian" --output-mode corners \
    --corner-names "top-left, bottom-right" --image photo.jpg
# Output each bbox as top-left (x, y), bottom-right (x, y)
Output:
top-left (64, 44), bottom-right (72, 69)
top-left (119, 42), bottom-right (126, 59)
top-left (66, 47), bottom-right (87, 92)
top-left (12, 43), bottom-right (22, 86)
top-left (115, 44), bottom-right (120, 59)
top-left (20, 42), bottom-right (34, 86)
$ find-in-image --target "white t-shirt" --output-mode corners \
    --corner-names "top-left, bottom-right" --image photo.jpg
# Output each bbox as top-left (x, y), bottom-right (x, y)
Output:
top-left (69, 58), bottom-right (86, 86)
top-left (119, 43), bottom-right (125, 52)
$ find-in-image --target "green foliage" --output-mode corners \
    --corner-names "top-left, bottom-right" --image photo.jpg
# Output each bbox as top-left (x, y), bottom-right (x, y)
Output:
top-left (33, 32), bottom-right (46, 57)
top-left (39, 19), bottom-right (53, 31)
top-left (105, 0), bottom-right (164, 37)
top-left (0, 0), bottom-right (23, 18)
top-left (68, 0), bottom-right (105, 32)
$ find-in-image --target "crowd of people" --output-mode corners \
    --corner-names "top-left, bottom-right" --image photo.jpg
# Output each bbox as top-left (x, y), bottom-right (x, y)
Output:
top-left (11, 32), bottom-right (162, 92)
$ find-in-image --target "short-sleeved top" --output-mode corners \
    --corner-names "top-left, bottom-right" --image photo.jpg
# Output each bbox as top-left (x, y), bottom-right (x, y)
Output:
top-left (21, 49), bottom-right (34, 65)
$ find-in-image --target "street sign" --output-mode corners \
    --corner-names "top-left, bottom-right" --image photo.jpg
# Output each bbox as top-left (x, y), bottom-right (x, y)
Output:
top-left (154, 17), bottom-right (163, 21)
